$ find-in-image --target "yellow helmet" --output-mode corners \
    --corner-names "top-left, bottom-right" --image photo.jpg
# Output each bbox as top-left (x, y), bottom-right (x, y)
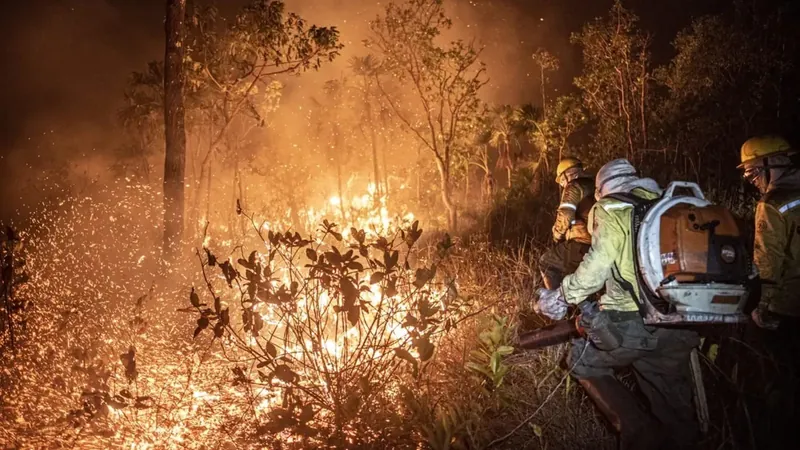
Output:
top-left (738, 135), bottom-right (793, 168)
top-left (555, 157), bottom-right (582, 182)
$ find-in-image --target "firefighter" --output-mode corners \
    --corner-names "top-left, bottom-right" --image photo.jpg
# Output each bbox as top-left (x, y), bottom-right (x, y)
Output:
top-left (538, 157), bottom-right (595, 290)
top-left (738, 135), bottom-right (800, 447)
top-left (739, 135), bottom-right (800, 326)
top-left (535, 159), bottom-right (700, 450)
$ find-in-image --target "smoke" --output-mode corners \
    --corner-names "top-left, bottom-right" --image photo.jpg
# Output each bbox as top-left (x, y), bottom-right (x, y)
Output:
top-left (272, 0), bottom-right (582, 109)
top-left (0, 0), bottom-right (166, 220)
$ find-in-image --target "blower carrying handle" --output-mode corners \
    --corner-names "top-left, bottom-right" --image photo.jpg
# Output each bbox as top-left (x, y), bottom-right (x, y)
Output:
top-left (662, 181), bottom-right (706, 201)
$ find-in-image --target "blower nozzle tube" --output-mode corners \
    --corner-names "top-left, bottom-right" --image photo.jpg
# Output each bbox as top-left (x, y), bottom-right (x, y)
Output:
top-left (517, 319), bottom-right (581, 350)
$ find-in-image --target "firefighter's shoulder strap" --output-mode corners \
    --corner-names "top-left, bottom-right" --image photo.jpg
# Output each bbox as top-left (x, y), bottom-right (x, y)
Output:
top-left (603, 191), bottom-right (661, 318)
top-left (604, 191), bottom-right (645, 208)
top-left (611, 262), bottom-right (648, 318)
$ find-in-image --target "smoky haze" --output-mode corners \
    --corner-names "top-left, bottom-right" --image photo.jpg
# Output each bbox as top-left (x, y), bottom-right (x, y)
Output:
top-left (0, 0), bottom-right (720, 222)
top-left (0, 0), bottom-right (165, 220)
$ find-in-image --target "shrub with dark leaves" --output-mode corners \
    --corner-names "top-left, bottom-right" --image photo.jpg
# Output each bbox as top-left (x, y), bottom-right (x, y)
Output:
top-left (188, 214), bottom-right (470, 447)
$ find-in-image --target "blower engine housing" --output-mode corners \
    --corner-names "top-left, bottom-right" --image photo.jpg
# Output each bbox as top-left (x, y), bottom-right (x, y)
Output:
top-left (635, 182), bottom-right (752, 324)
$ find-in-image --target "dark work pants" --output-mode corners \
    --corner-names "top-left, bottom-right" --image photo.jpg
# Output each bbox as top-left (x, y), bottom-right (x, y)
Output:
top-left (539, 240), bottom-right (590, 289)
top-left (744, 316), bottom-right (800, 449)
top-left (569, 317), bottom-right (701, 448)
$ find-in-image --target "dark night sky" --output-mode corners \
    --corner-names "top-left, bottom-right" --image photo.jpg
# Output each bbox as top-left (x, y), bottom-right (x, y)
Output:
top-left (0, 0), bottom-right (725, 219)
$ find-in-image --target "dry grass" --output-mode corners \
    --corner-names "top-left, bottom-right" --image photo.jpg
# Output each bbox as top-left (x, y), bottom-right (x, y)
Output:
top-left (1, 213), bottom-right (620, 450)
top-left (5, 199), bottom-right (770, 450)
top-left (412, 240), bottom-right (615, 449)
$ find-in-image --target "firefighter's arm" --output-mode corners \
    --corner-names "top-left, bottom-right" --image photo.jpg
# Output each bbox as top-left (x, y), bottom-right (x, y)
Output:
top-left (560, 205), bottom-right (620, 304)
top-left (552, 183), bottom-right (581, 241)
top-left (753, 201), bottom-right (786, 310)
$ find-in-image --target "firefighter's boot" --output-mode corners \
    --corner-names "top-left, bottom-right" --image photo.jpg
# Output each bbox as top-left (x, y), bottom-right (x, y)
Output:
top-left (579, 376), bottom-right (665, 450)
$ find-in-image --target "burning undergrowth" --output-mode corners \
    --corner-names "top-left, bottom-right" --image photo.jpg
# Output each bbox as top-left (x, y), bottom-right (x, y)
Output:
top-left (0, 180), bottom-right (166, 446)
top-left (0, 179), bottom-right (487, 449)
top-left (177, 215), bottom-right (466, 448)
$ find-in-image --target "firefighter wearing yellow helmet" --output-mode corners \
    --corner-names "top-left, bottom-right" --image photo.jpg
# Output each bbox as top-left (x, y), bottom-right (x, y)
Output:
top-left (739, 135), bottom-right (800, 325)
top-left (538, 157), bottom-right (595, 290)
top-left (739, 135), bottom-right (800, 448)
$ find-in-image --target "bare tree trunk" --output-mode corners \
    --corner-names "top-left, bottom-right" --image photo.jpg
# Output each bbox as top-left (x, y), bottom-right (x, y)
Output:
top-left (617, 69), bottom-right (635, 161)
top-left (530, 152), bottom-right (547, 197)
top-left (333, 124), bottom-right (347, 223)
top-left (204, 164), bottom-right (213, 235)
top-left (138, 134), bottom-right (151, 183)
top-left (235, 154), bottom-right (247, 238)
top-left (229, 140), bottom-right (240, 241)
top-left (480, 145), bottom-right (493, 204)
top-left (336, 159), bottom-right (346, 223)
top-left (416, 145), bottom-right (422, 205)
top-left (435, 157), bottom-right (457, 232)
top-left (499, 142), bottom-right (513, 188)
top-left (464, 157), bottom-right (470, 199)
top-left (364, 81), bottom-right (381, 203)
top-left (381, 129), bottom-right (390, 205)
top-left (639, 51), bottom-right (648, 149)
top-left (1, 230), bottom-right (17, 351)
top-left (162, 0), bottom-right (187, 262)
top-left (186, 128), bottom-right (198, 234)
top-left (193, 125), bottom-right (214, 237)
top-left (288, 190), bottom-right (302, 231)
top-left (540, 65), bottom-right (547, 122)
top-left (506, 147), bottom-right (512, 189)
top-left (483, 174), bottom-right (494, 205)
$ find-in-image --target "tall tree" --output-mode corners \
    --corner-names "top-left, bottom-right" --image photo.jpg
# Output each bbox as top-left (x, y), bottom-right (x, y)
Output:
top-left (316, 78), bottom-right (353, 222)
top-left (571, 0), bottom-right (653, 164)
top-left (512, 103), bottom-right (547, 193)
top-left (531, 49), bottom-right (560, 126)
top-left (488, 105), bottom-right (518, 188)
top-left (126, 1), bottom-right (342, 239)
top-left (163, 0), bottom-right (188, 261)
top-left (369, 0), bottom-right (487, 232)
top-left (119, 62), bottom-right (165, 181)
top-left (470, 111), bottom-right (496, 204)
top-left (186, 1), bottom-right (341, 235)
top-left (513, 97), bottom-right (585, 195)
top-left (654, 3), bottom-right (800, 190)
top-left (349, 56), bottom-right (384, 201)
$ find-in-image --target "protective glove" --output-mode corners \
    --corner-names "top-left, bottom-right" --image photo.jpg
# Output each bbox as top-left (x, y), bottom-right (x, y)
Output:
top-left (534, 287), bottom-right (568, 320)
top-left (751, 304), bottom-right (779, 331)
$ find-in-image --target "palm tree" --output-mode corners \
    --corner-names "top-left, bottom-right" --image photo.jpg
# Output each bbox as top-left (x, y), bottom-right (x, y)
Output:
top-left (488, 105), bottom-right (519, 188)
top-left (462, 110), bottom-right (497, 230)
top-left (513, 103), bottom-right (550, 195)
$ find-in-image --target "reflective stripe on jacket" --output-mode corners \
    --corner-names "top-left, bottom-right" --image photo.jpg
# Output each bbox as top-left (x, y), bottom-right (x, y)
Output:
top-left (561, 188), bottom-right (659, 312)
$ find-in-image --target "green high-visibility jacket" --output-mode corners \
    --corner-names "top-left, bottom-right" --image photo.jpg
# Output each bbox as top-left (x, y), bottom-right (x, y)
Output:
top-left (754, 180), bottom-right (800, 318)
top-left (561, 188), bottom-right (659, 312)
